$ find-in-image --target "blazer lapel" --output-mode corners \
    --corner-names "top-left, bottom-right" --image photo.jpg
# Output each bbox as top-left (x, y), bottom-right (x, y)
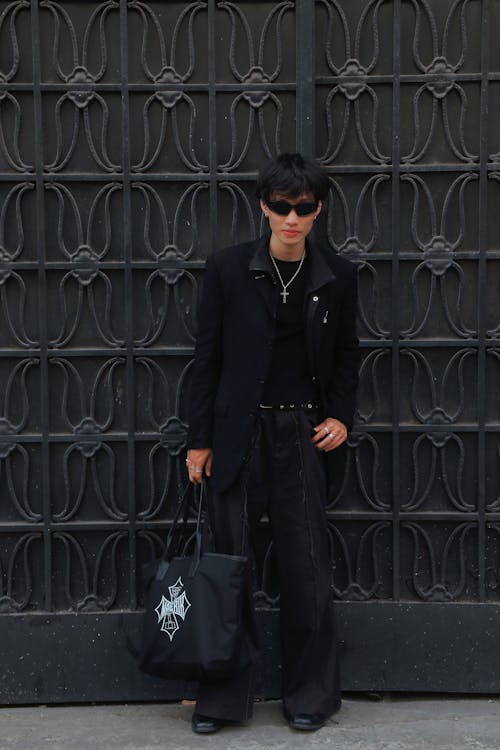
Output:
top-left (305, 238), bottom-right (337, 295)
top-left (249, 234), bottom-right (276, 316)
top-left (304, 240), bottom-right (339, 385)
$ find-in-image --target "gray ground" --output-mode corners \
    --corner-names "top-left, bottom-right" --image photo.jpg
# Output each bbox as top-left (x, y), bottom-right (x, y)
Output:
top-left (0, 695), bottom-right (499, 750)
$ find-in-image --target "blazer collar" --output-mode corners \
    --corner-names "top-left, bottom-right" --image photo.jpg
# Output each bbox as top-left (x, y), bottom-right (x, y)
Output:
top-left (249, 233), bottom-right (337, 292)
top-left (249, 233), bottom-right (274, 275)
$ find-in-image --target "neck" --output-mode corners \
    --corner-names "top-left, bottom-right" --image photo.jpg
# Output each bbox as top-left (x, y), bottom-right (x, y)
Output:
top-left (269, 235), bottom-right (305, 261)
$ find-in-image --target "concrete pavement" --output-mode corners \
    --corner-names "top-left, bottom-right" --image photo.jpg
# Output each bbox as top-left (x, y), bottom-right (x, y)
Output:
top-left (0, 695), bottom-right (499, 750)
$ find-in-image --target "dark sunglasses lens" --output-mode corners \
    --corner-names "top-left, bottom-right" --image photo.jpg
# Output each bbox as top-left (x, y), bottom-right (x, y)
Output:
top-left (267, 201), bottom-right (292, 215)
top-left (295, 202), bottom-right (318, 216)
top-left (267, 200), bottom-right (317, 216)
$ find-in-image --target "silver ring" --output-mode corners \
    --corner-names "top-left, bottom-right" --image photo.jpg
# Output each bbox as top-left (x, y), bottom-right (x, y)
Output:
top-left (192, 468), bottom-right (202, 474)
top-left (328, 433), bottom-right (335, 440)
top-left (323, 426), bottom-right (329, 435)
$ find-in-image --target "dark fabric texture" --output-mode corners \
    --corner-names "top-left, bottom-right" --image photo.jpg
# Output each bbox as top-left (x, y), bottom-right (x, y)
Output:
top-left (195, 409), bottom-right (341, 722)
top-left (138, 485), bottom-right (249, 681)
top-left (187, 233), bottom-right (360, 493)
top-left (261, 255), bottom-right (315, 405)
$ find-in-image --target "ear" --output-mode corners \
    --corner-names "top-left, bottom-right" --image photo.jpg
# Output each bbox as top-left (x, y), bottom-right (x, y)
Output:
top-left (315, 200), bottom-right (323, 218)
top-left (260, 198), bottom-right (269, 216)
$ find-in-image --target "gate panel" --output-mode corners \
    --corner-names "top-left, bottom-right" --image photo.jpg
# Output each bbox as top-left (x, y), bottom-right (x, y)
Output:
top-left (0, 0), bottom-right (499, 704)
top-left (315, 0), bottom-right (500, 690)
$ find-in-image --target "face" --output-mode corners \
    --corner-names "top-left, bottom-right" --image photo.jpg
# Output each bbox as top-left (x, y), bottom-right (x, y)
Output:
top-left (260, 192), bottom-right (322, 247)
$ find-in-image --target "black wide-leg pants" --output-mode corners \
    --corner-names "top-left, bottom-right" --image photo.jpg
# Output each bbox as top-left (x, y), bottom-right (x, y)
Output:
top-left (195, 407), bottom-right (341, 722)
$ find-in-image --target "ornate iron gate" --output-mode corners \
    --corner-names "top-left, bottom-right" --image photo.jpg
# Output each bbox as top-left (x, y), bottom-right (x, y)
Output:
top-left (0, 0), bottom-right (499, 704)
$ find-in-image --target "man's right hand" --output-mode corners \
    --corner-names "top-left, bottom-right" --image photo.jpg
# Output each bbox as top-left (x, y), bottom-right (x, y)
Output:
top-left (186, 448), bottom-right (213, 484)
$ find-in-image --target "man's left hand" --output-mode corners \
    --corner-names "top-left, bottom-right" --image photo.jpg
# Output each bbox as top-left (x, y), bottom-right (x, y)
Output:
top-left (312, 418), bottom-right (348, 452)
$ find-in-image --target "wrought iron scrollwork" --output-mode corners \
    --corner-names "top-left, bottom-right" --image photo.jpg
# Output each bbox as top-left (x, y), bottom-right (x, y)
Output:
top-left (44, 91), bottom-right (121, 172)
top-left (0, 183), bottom-right (37, 347)
top-left (401, 347), bottom-right (476, 425)
top-left (135, 356), bottom-right (189, 520)
top-left (329, 521), bottom-right (392, 600)
top-left (45, 182), bottom-right (124, 347)
top-left (128, 2), bottom-right (208, 172)
top-left (49, 357), bottom-right (127, 521)
top-left (0, 533), bottom-right (43, 613)
top-left (0, 1), bottom-right (30, 83)
top-left (486, 524), bottom-right (500, 595)
top-left (132, 182), bottom-right (202, 346)
top-left (356, 349), bottom-right (392, 424)
top-left (401, 173), bottom-right (477, 338)
top-left (0, 92), bottom-right (34, 172)
top-left (401, 0), bottom-right (478, 163)
top-left (317, 0), bottom-right (392, 164)
top-left (40, 0), bottom-right (119, 84)
top-left (219, 181), bottom-right (260, 246)
top-left (52, 530), bottom-right (128, 611)
top-left (0, 359), bottom-right (41, 522)
top-left (129, 1), bottom-right (206, 83)
top-left (401, 432), bottom-right (475, 512)
top-left (217, 1), bottom-right (294, 169)
top-left (330, 430), bottom-right (391, 512)
top-left (402, 521), bottom-right (477, 601)
top-left (326, 175), bottom-right (391, 339)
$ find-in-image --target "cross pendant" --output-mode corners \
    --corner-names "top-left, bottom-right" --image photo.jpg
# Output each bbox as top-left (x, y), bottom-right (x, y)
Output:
top-left (280, 288), bottom-right (289, 303)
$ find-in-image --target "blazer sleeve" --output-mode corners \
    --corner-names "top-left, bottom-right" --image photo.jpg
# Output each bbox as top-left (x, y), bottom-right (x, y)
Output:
top-left (186, 253), bottom-right (224, 449)
top-left (326, 265), bottom-right (360, 430)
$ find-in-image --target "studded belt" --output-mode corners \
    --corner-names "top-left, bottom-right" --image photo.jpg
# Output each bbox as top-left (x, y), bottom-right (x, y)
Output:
top-left (259, 401), bottom-right (318, 411)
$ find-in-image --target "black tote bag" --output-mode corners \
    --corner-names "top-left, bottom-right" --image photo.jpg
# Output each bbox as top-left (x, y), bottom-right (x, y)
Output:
top-left (139, 480), bottom-right (250, 680)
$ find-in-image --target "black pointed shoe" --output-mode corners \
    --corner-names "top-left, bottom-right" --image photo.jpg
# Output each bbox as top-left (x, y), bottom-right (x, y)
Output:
top-left (191, 713), bottom-right (222, 734)
top-left (286, 712), bottom-right (326, 731)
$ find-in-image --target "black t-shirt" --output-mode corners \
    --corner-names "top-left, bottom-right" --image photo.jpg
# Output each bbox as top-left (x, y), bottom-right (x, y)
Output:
top-left (260, 255), bottom-right (317, 405)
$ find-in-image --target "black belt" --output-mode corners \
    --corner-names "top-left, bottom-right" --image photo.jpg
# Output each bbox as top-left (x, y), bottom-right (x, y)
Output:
top-left (259, 401), bottom-right (318, 411)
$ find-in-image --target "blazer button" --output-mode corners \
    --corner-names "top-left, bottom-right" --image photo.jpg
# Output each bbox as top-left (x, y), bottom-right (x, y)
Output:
top-left (312, 295), bottom-right (319, 302)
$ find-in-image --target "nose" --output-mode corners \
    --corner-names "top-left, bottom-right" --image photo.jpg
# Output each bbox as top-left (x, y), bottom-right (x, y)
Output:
top-left (284, 209), bottom-right (299, 223)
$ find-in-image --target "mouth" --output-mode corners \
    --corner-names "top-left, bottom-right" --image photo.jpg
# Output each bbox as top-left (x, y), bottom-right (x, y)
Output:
top-left (282, 230), bottom-right (299, 237)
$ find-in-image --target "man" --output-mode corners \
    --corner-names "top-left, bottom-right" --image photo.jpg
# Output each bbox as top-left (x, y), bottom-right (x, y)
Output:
top-left (186, 153), bottom-right (359, 733)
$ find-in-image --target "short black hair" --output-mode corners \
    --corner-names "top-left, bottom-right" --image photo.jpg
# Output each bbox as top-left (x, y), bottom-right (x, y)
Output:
top-left (255, 153), bottom-right (330, 203)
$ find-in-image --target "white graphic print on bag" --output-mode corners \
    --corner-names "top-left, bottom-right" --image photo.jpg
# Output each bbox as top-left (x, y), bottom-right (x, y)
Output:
top-left (154, 577), bottom-right (191, 641)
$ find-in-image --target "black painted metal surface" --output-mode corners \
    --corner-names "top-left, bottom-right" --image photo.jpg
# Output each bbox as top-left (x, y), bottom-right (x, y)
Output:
top-left (0, 0), bottom-right (499, 704)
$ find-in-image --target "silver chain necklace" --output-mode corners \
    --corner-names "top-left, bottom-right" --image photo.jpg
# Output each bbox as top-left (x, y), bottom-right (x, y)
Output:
top-left (269, 251), bottom-right (306, 304)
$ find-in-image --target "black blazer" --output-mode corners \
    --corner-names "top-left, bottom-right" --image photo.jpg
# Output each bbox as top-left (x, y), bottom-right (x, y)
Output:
top-left (187, 234), bottom-right (360, 492)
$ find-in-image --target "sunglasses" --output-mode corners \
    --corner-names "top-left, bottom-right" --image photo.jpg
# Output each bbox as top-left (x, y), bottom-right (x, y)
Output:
top-left (266, 199), bottom-right (318, 217)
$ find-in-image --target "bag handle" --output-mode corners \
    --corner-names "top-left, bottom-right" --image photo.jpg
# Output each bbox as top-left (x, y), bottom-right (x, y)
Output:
top-left (163, 478), bottom-right (247, 578)
top-left (163, 481), bottom-right (196, 562)
top-left (188, 479), bottom-right (207, 577)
